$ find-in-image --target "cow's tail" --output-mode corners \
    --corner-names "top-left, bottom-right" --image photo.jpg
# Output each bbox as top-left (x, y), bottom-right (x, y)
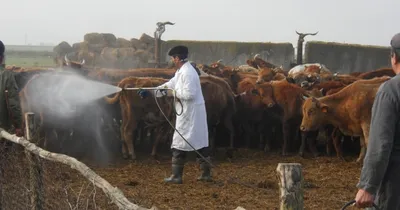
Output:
top-left (103, 80), bottom-right (123, 104)
top-left (104, 91), bottom-right (121, 104)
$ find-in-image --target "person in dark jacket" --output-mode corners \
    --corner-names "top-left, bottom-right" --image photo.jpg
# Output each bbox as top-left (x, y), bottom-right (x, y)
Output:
top-left (354, 33), bottom-right (400, 209)
top-left (0, 40), bottom-right (23, 137)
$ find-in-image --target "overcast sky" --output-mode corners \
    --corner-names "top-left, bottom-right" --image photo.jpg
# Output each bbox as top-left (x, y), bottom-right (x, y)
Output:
top-left (2, 0), bottom-right (399, 47)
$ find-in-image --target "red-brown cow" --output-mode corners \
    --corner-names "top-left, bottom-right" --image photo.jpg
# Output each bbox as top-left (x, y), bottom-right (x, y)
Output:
top-left (300, 76), bottom-right (391, 163)
top-left (252, 80), bottom-right (320, 156)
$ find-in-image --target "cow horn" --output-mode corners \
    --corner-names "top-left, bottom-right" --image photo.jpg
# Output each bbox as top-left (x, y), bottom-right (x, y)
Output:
top-left (217, 59), bottom-right (223, 64)
top-left (64, 55), bottom-right (70, 65)
top-left (81, 59), bottom-right (85, 65)
top-left (254, 54), bottom-right (261, 59)
top-left (302, 94), bottom-right (309, 100)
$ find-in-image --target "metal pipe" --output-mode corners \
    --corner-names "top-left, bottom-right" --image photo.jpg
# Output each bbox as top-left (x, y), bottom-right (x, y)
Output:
top-left (122, 87), bottom-right (177, 100)
top-left (122, 87), bottom-right (174, 91)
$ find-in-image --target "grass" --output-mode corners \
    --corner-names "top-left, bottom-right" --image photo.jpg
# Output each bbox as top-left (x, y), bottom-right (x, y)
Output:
top-left (5, 55), bottom-right (55, 67)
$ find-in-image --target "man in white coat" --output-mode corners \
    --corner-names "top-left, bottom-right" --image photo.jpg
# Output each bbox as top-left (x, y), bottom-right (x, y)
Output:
top-left (138, 45), bottom-right (212, 184)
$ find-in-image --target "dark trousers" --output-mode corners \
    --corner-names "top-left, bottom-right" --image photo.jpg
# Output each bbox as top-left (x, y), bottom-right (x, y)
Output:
top-left (171, 147), bottom-right (211, 165)
top-left (369, 161), bottom-right (400, 210)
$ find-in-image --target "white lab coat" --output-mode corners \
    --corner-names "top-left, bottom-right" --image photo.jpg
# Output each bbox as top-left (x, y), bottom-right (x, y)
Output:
top-left (154, 61), bottom-right (209, 151)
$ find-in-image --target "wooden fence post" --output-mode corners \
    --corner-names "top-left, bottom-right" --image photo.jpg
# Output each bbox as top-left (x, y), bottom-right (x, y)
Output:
top-left (276, 163), bottom-right (304, 210)
top-left (24, 112), bottom-right (43, 210)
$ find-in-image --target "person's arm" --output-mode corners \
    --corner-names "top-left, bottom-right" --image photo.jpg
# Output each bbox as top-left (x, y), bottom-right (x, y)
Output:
top-left (151, 74), bottom-right (178, 98)
top-left (5, 72), bottom-right (23, 129)
top-left (356, 90), bottom-right (398, 195)
top-left (174, 69), bottom-right (197, 101)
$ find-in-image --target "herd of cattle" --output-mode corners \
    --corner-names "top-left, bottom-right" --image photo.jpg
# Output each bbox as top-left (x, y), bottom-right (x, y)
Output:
top-left (5, 54), bottom-right (395, 164)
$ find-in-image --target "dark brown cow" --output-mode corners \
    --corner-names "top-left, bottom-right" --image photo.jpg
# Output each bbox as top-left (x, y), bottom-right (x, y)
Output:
top-left (300, 76), bottom-right (391, 163)
top-left (200, 75), bottom-right (237, 153)
top-left (234, 77), bottom-right (275, 149)
top-left (19, 71), bottom-right (105, 157)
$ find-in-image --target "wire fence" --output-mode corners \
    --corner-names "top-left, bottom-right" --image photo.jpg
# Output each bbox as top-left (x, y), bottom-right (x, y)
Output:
top-left (0, 112), bottom-right (155, 210)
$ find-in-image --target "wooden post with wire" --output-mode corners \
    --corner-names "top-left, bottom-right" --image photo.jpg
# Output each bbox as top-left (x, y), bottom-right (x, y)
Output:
top-left (276, 163), bottom-right (304, 210)
top-left (24, 112), bottom-right (43, 210)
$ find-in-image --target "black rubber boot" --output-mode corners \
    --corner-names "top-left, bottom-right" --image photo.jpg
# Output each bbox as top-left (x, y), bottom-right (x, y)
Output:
top-left (197, 157), bottom-right (212, 182)
top-left (164, 157), bottom-right (184, 184)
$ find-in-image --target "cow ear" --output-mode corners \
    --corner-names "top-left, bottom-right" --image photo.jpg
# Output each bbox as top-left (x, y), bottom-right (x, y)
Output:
top-left (321, 104), bottom-right (329, 113)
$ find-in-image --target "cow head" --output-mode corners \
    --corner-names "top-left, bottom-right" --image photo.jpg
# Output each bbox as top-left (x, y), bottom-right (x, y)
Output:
top-left (300, 96), bottom-right (329, 131)
top-left (256, 67), bottom-right (276, 84)
top-left (251, 82), bottom-right (276, 108)
top-left (285, 72), bottom-right (320, 89)
top-left (63, 55), bottom-right (85, 69)
top-left (210, 59), bottom-right (224, 69)
top-left (200, 64), bottom-right (223, 77)
top-left (63, 55), bottom-right (89, 77)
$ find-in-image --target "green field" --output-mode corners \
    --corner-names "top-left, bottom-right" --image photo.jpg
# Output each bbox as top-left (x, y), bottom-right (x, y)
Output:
top-left (5, 45), bottom-right (54, 52)
top-left (4, 45), bottom-right (56, 67)
top-left (6, 55), bottom-right (55, 67)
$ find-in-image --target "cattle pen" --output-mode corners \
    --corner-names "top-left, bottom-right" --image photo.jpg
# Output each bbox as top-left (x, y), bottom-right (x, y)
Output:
top-left (0, 113), bottom-right (363, 210)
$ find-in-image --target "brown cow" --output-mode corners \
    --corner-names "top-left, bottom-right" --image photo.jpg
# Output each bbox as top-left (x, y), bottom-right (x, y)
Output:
top-left (104, 77), bottom-right (174, 160)
top-left (104, 75), bottom-right (237, 159)
top-left (356, 67), bottom-right (395, 79)
top-left (246, 54), bottom-right (278, 69)
top-left (252, 80), bottom-right (320, 156)
top-left (300, 76), bottom-right (391, 163)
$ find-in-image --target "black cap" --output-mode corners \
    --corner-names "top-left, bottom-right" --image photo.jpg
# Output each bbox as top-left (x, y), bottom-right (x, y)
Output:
top-left (390, 33), bottom-right (400, 49)
top-left (168, 45), bottom-right (188, 57)
top-left (0, 40), bottom-right (4, 55)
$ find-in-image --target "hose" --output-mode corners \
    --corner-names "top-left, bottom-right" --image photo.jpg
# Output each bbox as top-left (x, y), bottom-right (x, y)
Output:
top-left (341, 200), bottom-right (379, 210)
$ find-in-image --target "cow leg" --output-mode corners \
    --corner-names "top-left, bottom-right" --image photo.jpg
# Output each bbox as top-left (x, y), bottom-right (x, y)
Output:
top-left (298, 131), bottom-right (307, 157)
top-left (332, 129), bottom-right (345, 160)
top-left (119, 109), bottom-right (130, 159)
top-left (356, 136), bottom-right (366, 164)
top-left (123, 118), bottom-right (137, 160)
top-left (306, 130), bottom-right (319, 158)
top-left (281, 122), bottom-right (291, 156)
top-left (209, 126), bottom-right (217, 155)
top-left (120, 122), bottom-right (129, 159)
top-left (151, 133), bottom-right (160, 159)
top-left (325, 125), bottom-right (334, 156)
top-left (357, 124), bottom-right (370, 164)
top-left (224, 116), bottom-right (235, 149)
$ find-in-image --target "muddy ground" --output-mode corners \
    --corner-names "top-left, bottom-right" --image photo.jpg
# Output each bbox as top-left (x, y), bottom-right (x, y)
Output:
top-left (81, 148), bottom-right (363, 210)
top-left (0, 137), bottom-right (364, 210)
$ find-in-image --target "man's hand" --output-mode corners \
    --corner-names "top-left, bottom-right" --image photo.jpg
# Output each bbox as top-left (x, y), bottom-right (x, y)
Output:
top-left (355, 189), bottom-right (375, 208)
top-left (137, 89), bottom-right (150, 99)
top-left (161, 89), bottom-right (175, 97)
top-left (15, 128), bottom-right (23, 137)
